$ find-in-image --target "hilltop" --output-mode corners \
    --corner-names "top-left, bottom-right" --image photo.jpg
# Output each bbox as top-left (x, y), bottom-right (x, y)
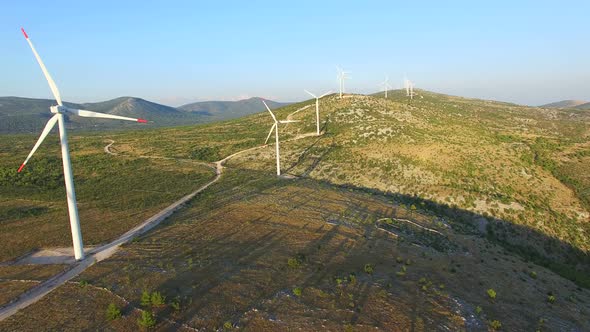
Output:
top-left (178, 97), bottom-right (290, 122)
top-left (0, 96), bottom-right (288, 134)
top-left (541, 100), bottom-right (589, 109)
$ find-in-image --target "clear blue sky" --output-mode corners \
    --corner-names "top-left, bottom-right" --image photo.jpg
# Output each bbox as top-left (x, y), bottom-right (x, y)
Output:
top-left (1, 1), bottom-right (588, 106)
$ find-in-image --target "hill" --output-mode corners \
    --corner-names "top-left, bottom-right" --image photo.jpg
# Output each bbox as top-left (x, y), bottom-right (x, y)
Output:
top-left (178, 97), bottom-right (290, 122)
top-left (0, 96), bottom-right (289, 134)
top-left (541, 99), bottom-right (588, 108)
top-left (1, 91), bottom-right (589, 331)
top-left (575, 102), bottom-right (590, 110)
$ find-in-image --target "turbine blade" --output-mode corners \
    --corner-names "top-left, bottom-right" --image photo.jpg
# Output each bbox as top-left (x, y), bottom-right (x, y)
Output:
top-left (17, 114), bottom-right (59, 172)
top-left (262, 100), bottom-right (277, 122)
top-left (304, 90), bottom-right (317, 98)
top-left (21, 28), bottom-right (63, 106)
top-left (319, 90), bottom-right (332, 98)
top-left (68, 109), bottom-right (148, 123)
top-left (265, 123), bottom-right (276, 144)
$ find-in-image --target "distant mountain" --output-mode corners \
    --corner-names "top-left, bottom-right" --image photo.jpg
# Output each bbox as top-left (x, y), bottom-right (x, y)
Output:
top-left (575, 102), bottom-right (590, 110)
top-left (0, 96), bottom-right (290, 134)
top-left (178, 97), bottom-right (291, 122)
top-left (541, 100), bottom-right (588, 109)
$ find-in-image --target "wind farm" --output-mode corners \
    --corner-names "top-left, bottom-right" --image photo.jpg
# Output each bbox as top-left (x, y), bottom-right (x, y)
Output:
top-left (1, 2), bottom-right (589, 331)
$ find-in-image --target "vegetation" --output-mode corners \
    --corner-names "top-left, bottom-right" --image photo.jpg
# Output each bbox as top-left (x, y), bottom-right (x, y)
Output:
top-left (105, 303), bottom-right (121, 321)
top-left (137, 310), bottom-right (156, 329)
top-left (487, 288), bottom-right (497, 300)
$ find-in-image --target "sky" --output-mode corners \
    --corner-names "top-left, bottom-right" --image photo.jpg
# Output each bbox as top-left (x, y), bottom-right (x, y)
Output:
top-left (1, 0), bottom-right (589, 106)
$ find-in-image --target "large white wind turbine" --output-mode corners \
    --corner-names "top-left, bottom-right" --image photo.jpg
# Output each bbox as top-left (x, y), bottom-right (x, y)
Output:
top-left (336, 66), bottom-right (351, 98)
top-left (304, 89), bottom-right (331, 136)
top-left (380, 76), bottom-right (392, 98)
top-left (262, 100), bottom-right (299, 176)
top-left (18, 28), bottom-right (148, 261)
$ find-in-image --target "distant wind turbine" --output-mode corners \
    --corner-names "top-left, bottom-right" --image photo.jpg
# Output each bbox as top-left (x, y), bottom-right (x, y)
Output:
top-left (304, 89), bottom-right (331, 135)
top-left (336, 66), bottom-right (351, 98)
top-left (380, 76), bottom-right (392, 98)
top-left (18, 28), bottom-right (148, 261)
top-left (263, 100), bottom-right (299, 176)
top-left (404, 77), bottom-right (415, 100)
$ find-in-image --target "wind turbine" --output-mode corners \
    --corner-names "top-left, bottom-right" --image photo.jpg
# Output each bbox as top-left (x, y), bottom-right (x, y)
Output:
top-left (380, 76), bottom-right (392, 98)
top-left (18, 28), bottom-right (148, 261)
top-left (304, 89), bottom-right (331, 136)
top-left (262, 100), bottom-right (299, 176)
top-left (336, 66), bottom-right (351, 98)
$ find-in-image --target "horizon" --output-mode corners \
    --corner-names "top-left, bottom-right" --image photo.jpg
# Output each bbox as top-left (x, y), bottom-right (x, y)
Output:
top-left (1, 1), bottom-right (589, 106)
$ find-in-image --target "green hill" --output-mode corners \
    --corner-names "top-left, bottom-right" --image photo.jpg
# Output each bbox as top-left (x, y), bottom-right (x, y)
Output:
top-left (0, 96), bottom-right (289, 134)
top-left (178, 97), bottom-right (290, 122)
top-left (541, 99), bottom-right (588, 109)
top-left (1, 90), bottom-right (589, 331)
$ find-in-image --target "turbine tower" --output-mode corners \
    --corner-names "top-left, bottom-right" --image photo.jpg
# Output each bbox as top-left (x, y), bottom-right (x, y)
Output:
top-left (262, 100), bottom-right (299, 176)
top-left (336, 66), bottom-right (351, 98)
top-left (304, 89), bottom-right (331, 135)
top-left (18, 28), bottom-right (148, 261)
top-left (380, 76), bottom-right (392, 98)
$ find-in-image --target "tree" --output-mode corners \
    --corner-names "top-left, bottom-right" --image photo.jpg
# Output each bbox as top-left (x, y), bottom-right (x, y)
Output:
top-left (105, 303), bottom-right (121, 321)
top-left (137, 311), bottom-right (156, 329)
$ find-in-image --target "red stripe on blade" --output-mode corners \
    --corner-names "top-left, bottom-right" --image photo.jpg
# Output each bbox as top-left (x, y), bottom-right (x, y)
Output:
top-left (17, 164), bottom-right (25, 173)
top-left (137, 119), bottom-right (148, 123)
top-left (21, 28), bottom-right (28, 39)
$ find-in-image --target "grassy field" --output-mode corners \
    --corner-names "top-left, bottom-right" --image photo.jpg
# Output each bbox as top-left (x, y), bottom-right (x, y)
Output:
top-left (0, 132), bottom-right (216, 261)
top-left (1, 91), bottom-right (589, 330)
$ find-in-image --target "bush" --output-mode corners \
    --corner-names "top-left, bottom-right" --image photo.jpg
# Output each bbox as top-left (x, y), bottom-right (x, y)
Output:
top-left (140, 290), bottom-right (151, 307)
top-left (489, 319), bottom-right (502, 330)
top-left (529, 271), bottom-right (537, 279)
top-left (364, 263), bottom-right (374, 275)
top-left (547, 294), bottom-right (556, 303)
top-left (475, 306), bottom-right (482, 315)
top-left (137, 311), bottom-right (156, 329)
top-left (150, 291), bottom-right (166, 306)
top-left (293, 287), bottom-right (302, 297)
top-left (106, 303), bottom-right (121, 321)
top-left (487, 288), bottom-right (497, 300)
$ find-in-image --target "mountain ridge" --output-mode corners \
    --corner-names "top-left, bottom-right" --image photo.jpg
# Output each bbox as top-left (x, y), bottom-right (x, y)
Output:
top-left (0, 96), bottom-right (289, 134)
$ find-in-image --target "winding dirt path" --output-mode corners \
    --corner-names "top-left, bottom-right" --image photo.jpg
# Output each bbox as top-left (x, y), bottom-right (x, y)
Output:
top-left (0, 107), bottom-right (318, 321)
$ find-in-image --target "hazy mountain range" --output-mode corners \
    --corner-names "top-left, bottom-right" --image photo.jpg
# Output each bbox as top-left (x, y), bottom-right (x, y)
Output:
top-left (0, 96), bottom-right (290, 134)
top-left (540, 99), bottom-right (590, 110)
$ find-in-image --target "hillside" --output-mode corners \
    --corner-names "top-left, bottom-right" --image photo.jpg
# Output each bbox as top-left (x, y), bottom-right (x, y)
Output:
top-left (1, 91), bottom-right (589, 331)
top-left (178, 97), bottom-right (290, 122)
top-left (575, 102), bottom-right (590, 110)
top-left (0, 96), bottom-right (289, 134)
top-left (107, 90), bottom-right (590, 286)
top-left (541, 100), bottom-right (588, 109)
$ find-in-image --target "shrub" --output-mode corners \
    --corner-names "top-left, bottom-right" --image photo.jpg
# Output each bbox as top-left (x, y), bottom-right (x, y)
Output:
top-left (364, 263), bottom-right (374, 275)
top-left (288, 254), bottom-right (305, 269)
top-left (293, 287), bottom-right (302, 297)
top-left (223, 321), bottom-right (233, 329)
top-left (489, 319), bottom-right (502, 330)
top-left (137, 311), bottom-right (156, 329)
top-left (529, 271), bottom-right (537, 279)
top-left (140, 290), bottom-right (151, 307)
top-left (79, 280), bottom-right (89, 288)
top-left (150, 291), bottom-right (166, 306)
top-left (547, 294), bottom-right (556, 304)
top-left (106, 303), bottom-right (121, 321)
top-left (487, 288), bottom-right (497, 300)
top-left (475, 306), bottom-right (482, 315)
top-left (170, 296), bottom-right (181, 311)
